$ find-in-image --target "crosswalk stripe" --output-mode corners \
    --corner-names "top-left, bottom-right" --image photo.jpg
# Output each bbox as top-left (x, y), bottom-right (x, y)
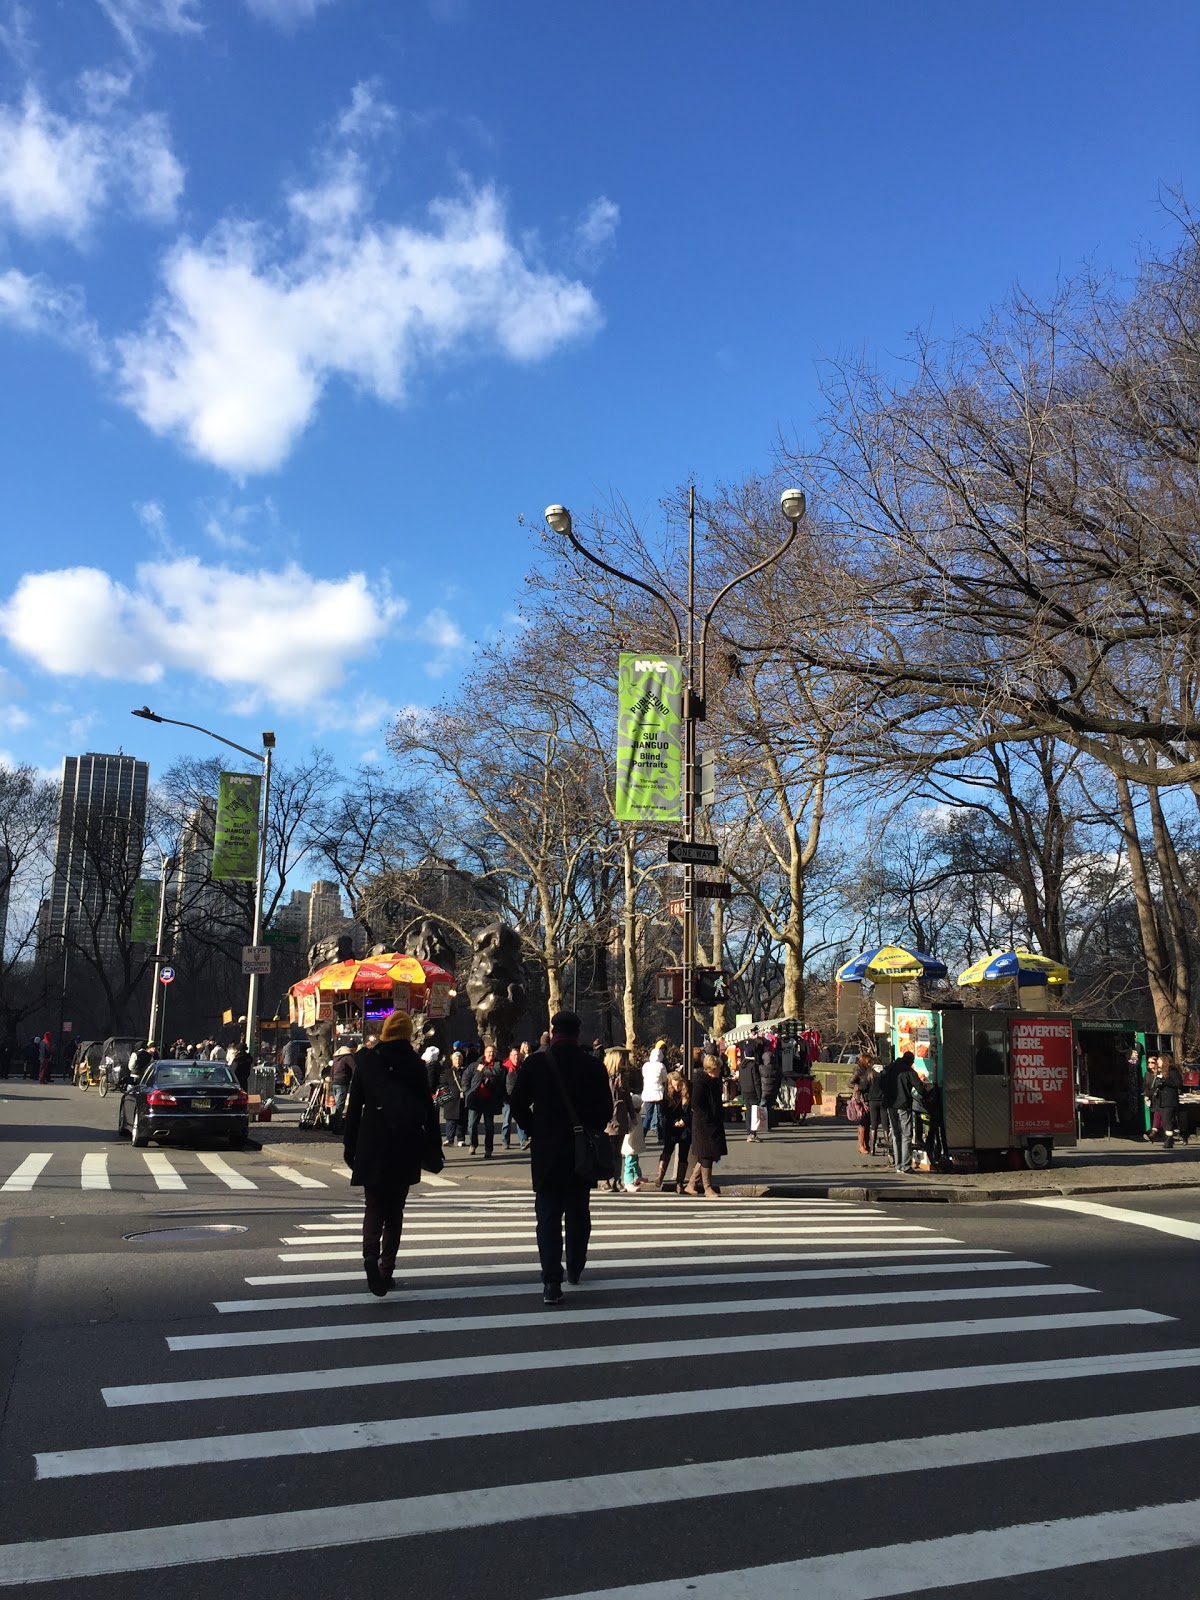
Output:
top-left (278, 1224), bottom-right (933, 1245)
top-left (539, 1499), bottom-right (1200, 1600)
top-left (268, 1166), bottom-right (328, 1189)
top-left (80, 1153), bottom-right (110, 1190)
top-left (244, 1246), bottom-right (993, 1287)
top-left (25, 1411), bottom-right (1200, 1570)
top-left (0, 1153), bottom-right (52, 1191)
top-left (1025, 1195), bottom-right (1200, 1241)
top-left (195, 1153), bottom-right (257, 1190)
top-left (215, 1258), bottom-right (1048, 1314)
top-left (103, 1309), bottom-right (1166, 1408)
top-left (169, 1282), bottom-right (1092, 1351)
top-left (278, 1233), bottom-right (942, 1261)
top-left (143, 1153), bottom-right (185, 1191)
top-left (418, 1171), bottom-right (457, 1187)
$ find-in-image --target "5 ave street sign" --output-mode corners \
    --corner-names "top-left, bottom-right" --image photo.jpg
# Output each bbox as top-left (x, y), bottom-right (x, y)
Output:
top-left (666, 839), bottom-right (719, 866)
top-left (241, 945), bottom-right (273, 976)
top-left (695, 880), bottom-right (733, 899)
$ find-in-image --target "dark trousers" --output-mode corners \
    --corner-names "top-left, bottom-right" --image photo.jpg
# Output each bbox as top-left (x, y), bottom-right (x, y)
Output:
top-left (362, 1181), bottom-right (410, 1273)
top-left (535, 1181), bottom-right (592, 1285)
top-left (867, 1102), bottom-right (885, 1150)
top-left (660, 1132), bottom-right (691, 1183)
top-left (467, 1108), bottom-right (496, 1152)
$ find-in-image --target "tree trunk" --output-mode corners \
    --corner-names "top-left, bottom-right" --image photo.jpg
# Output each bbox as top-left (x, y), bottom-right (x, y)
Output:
top-left (781, 869), bottom-right (805, 1021)
top-left (1113, 772), bottom-right (1182, 1036)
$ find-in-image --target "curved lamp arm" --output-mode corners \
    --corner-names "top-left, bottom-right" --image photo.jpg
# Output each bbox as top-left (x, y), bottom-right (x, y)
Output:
top-left (544, 507), bottom-right (682, 657)
top-left (132, 707), bottom-right (263, 763)
top-left (698, 504), bottom-right (805, 698)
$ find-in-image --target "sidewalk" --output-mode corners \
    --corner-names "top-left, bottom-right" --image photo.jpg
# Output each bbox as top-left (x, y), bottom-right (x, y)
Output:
top-left (254, 1100), bottom-right (1200, 1203)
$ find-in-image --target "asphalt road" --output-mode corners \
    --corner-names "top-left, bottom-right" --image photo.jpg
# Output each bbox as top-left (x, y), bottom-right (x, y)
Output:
top-left (7, 1080), bottom-right (1200, 1596)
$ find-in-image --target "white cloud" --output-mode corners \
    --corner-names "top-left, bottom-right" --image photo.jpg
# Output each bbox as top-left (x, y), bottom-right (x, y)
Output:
top-left (0, 88), bottom-right (183, 240)
top-left (415, 607), bottom-right (464, 677)
top-left (0, 269), bottom-right (106, 363)
top-left (118, 180), bottom-right (602, 473)
top-left (0, 559), bottom-right (407, 706)
top-left (97, 0), bottom-right (203, 58)
top-left (245, 0), bottom-right (338, 25)
top-left (574, 195), bottom-right (619, 257)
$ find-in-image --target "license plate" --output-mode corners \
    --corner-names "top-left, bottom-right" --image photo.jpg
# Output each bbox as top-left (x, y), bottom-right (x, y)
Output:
top-left (191, 1097), bottom-right (211, 1110)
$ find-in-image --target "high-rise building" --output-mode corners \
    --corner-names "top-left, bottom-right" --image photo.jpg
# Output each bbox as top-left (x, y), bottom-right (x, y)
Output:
top-left (47, 753), bottom-right (149, 958)
top-left (174, 797), bottom-right (225, 934)
top-left (273, 888), bottom-right (311, 941)
top-left (307, 879), bottom-right (345, 944)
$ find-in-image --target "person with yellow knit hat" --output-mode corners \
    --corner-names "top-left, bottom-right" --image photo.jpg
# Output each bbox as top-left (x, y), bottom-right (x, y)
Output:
top-left (342, 1009), bottom-right (440, 1297)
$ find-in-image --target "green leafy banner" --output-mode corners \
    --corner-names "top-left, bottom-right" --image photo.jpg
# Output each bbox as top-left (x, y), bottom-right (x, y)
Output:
top-left (130, 878), bottom-right (159, 944)
top-left (616, 653), bottom-right (683, 822)
top-left (212, 771), bottom-right (262, 882)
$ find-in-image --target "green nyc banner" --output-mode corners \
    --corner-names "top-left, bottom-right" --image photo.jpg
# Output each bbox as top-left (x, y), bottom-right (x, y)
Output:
top-left (616, 653), bottom-right (683, 822)
top-left (212, 771), bottom-right (262, 881)
top-left (130, 878), bottom-right (159, 944)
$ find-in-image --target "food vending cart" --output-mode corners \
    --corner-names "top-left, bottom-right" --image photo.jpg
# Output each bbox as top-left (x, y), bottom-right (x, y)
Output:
top-left (890, 1005), bottom-right (1078, 1169)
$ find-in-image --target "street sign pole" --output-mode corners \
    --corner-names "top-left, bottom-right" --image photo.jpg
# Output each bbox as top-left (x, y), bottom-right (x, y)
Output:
top-left (146, 855), bottom-right (175, 1050)
top-left (682, 486), bottom-right (697, 1080)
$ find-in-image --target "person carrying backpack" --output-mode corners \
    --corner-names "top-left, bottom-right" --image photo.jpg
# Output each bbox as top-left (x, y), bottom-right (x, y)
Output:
top-left (343, 1010), bottom-right (441, 1297)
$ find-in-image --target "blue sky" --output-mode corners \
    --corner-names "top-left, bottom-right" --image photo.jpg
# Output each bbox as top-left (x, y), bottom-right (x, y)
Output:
top-left (0, 0), bottom-right (1195, 804)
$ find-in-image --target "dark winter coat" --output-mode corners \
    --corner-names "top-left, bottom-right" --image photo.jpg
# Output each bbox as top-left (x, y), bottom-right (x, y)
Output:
top-left (883, 1057), bottom-right (924, 1112)
top-left (330, 1052), bottom-right (355, 1085)
top-left (866, 1065), bottom-right (886, 1106)
top-left (737, 1058), bottom-right (762, 1105)
top-left (462, 1058), bottom-right (503, 1110)
top-left (433, 1061), bottom-right (463, 1120)
top-left (508, 1041), bottom-right (612, 1190)
top-left (342, 1038), bottom-right (439, 1190)
top-left (230, 1049), bottom-right (251, 1093)
top-left (1150, 1067), bottom-right (1183, 1113)
top-left (759, 1046), bottom-right (782, 1103)
top-left (689, 1070), bottom-right (728, 1163)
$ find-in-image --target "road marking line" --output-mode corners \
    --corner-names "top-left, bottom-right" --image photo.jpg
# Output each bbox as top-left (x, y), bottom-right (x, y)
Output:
top-left (245, 1246), bottom-right (987, 1286)
top-left (268, 1166), bottom-right (327, 1189)
top-left (217, 1258), bottom-right (1046, 1314)
top-left (541, 1499), bottom-right (1200, 1600)
top-left (277, 1224), bottom-right (933, 1245)
top-left (0, 1154), bottom-right (52, 1191)
top-left (80, 1153), bottom-right (110, 1190)
top-left (1024, 1196), bottom-right (1200, 1241)
top-left (278, 1233), bottom-right (940, 1261)
top-left (143, 1153), bottom-right (185, 1191)
top-left (171, 1282), bottom-right (1090, 1351)
top-left (195, 1153), bottom-right (256, 1191)
top-left (24, 1413), bottom-right (1200, 1582)
top-left (104, 1309), bottom-right (1165, 1408)
top-left (418, 1171), bottom-right (456, 1187)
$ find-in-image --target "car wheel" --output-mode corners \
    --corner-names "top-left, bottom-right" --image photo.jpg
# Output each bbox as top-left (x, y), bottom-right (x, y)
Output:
top-left (131, 1109), bottom-right (149, 1148)
top-left (117, 1104), bottom-right (128, 1139)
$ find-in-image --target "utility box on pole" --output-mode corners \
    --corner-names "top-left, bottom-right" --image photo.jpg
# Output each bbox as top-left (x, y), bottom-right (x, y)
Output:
top-left (696, 749), bottom-right (716, 808)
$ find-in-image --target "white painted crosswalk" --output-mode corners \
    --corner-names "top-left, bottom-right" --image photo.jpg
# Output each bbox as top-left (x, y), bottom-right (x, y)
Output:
top-left (0, 1147), bottom-right (338, 1193)
top-left (4, 1188), bottom-right (1199, 1596)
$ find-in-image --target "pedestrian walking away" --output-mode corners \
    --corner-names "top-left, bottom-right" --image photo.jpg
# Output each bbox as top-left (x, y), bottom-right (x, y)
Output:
top-left (759, 1035), bottom-right (782, 1132)
top-left (604, 1049), bottom-right (634, 1192)
top-left (1151, 1054), bottom-right (1185, 1149)
top-left (848, 1053), bottom-right (874, 1158)
top-left (342, 1009), bottom-right (441, 1297)
top-left (509, 1010), bottom-right (612, 1305)
top-left (738, 1037), bottom-right (763, 1140)
top-left (640, 1040), bottom-right (668, 1142)
top-left (329, 1045), bottom-right (354, 1129)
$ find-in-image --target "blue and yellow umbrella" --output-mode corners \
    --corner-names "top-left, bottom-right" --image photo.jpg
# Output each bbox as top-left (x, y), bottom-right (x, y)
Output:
top-left (837, 945), bottom-right (949, 983)
top-left (957, 948), bottom-right (1071, 988)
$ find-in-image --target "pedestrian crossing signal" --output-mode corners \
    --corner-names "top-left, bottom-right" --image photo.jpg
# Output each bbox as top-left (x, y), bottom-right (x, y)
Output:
top-left (695, 968), bottom-right (727, 1004)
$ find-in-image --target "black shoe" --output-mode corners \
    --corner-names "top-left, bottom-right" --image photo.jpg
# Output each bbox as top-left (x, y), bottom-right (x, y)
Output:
top-left (380, 1270), bottom-right (395, 1294)
top-left (364, 1260), bottom-right (387, 1298)
top-left (543, 1282), bottom-right (564, 1306)
top-left (566, 1270), bottom-right (582, 1286)
top-left (483, 1150), bottom-right (493, 1158)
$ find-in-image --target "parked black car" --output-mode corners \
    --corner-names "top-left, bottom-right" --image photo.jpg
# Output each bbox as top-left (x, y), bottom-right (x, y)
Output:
top-left (117, 1059), bottom-right (250, 1149)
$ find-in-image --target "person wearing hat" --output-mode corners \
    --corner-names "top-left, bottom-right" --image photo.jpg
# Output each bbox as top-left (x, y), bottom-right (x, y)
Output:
top-left (343, 1010), bottom-right (440, 1297)
top-left (329, 1045), bottom-right (355, 1128)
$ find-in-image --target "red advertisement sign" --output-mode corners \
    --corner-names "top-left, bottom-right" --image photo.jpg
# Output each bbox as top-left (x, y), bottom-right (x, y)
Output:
top-left (1009, 1017), bottom-right (1075, 1135)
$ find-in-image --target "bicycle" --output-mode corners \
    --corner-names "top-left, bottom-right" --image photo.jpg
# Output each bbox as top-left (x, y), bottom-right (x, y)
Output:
top-left (76, 1057), bottom-right (107, 1094)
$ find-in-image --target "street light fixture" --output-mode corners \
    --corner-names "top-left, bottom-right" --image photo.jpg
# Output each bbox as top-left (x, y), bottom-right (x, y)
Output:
top-left (132, 707), bottom-right (275, 1054)
top-left (543, 486), bottom-right (806, 1068)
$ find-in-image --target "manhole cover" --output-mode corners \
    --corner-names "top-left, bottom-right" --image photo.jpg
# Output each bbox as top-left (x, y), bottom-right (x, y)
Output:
top-left (123, 1225), bottom-right (249, 1242)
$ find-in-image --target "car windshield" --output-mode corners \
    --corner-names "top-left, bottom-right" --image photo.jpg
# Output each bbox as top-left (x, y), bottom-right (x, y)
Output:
top-left (154, 1064), bottom-right (236, 1087)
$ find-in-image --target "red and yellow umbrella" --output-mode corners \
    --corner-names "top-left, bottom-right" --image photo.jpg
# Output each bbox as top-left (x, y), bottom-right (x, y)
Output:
top-left (290, 952), bottom-right (455, 1024)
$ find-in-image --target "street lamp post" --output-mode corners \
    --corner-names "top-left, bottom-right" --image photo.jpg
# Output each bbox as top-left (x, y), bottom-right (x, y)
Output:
top-left (146, 852), bottom-right (177, 1051)
top-left (132, 708), bottom-right (275, 1054)
top-left (544, 487), bottom-right (806, 1070)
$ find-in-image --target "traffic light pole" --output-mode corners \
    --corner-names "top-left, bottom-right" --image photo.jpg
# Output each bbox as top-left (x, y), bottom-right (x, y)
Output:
top-left (146, 855), bottom-right (175, 1049)
top-left (682, 487), bottom-right (698, 1080)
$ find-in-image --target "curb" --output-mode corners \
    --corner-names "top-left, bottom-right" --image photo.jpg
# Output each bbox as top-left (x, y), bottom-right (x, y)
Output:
top-left (765, 1178), bottom-right (1200, 1204)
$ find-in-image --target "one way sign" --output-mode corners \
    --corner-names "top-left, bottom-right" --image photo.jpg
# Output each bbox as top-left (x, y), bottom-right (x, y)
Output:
top-left (666, 840), bottom-right (719, 866)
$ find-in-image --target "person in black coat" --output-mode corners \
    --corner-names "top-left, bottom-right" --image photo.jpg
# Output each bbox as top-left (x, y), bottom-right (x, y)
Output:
top-left (882, 1051), bottom-right (923, 1174)
top-left (508, 1010), bottom-right (612, 1305)
top-left (343, 1009), bottom-right (440, 1297)
top-left (759, 1041), bottom-right (782, 1131)
top-left (1151, 1054), bottom-right (1185, 1149)
top-left (686, 1053), bottom-right (728, 1196)
top-left (737, 1042), bottom-right (763, 1143)
top-left (229, 1046), bottom-right (252, 1094)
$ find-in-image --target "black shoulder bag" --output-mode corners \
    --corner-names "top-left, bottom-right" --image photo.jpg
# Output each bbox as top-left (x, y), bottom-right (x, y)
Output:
top-left (544, 1047), bottom-right (616, 1185)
